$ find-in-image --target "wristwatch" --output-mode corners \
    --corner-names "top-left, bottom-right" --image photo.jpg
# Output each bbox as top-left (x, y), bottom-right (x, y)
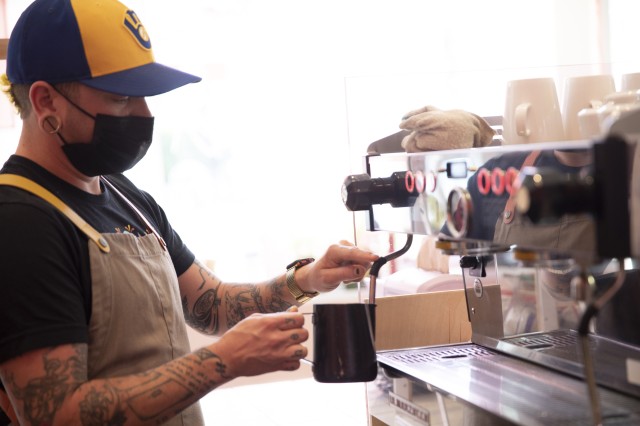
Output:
top-left (286, 258), bottom-right (318, 304)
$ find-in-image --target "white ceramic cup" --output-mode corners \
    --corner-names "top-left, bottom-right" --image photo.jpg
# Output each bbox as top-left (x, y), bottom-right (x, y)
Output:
top-left (503, 77), bottom-right (565, 145)
top-left (577, 107), bottom-right (602, 139)
top-left (561, 74), bottom-right (615, 140)
top-left (621, 72), bottom-right (640, 92)
top-left (598, 91), bottom-right (640, 133)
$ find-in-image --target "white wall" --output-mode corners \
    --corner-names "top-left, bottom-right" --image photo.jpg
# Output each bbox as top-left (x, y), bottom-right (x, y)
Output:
top-left (2, 0), bottom-right (639, 281)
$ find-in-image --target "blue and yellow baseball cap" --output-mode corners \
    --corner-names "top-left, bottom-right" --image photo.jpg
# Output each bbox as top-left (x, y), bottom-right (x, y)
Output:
top-left (7, 0), bottom-right (201, 96)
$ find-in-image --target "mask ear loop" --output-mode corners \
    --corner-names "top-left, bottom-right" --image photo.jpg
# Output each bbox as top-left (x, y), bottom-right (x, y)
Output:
top-left (42, 116), bottom-right (61, 134)
top-left (50, 85), bottom-right (96, 120)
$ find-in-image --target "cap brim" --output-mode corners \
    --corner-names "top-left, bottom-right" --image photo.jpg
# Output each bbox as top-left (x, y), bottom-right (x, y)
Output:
top-left (80, 62), bottom-right (202, 97)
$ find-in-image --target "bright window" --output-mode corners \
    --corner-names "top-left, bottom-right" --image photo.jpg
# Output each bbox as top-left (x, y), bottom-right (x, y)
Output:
top-left (2, 0), bottom-right (639, 281)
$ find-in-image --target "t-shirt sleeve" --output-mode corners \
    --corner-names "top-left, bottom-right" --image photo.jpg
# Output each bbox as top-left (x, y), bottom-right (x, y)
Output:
top-left (0, 202), bottom-right (89, 364)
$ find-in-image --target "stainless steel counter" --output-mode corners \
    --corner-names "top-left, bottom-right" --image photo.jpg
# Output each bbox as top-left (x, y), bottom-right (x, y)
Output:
top-left (376, 343), bottom-right (640, 426)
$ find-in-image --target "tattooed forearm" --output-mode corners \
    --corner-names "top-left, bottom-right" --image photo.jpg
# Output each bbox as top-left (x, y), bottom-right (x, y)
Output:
top-left (183, 260), bottom-right (222, 334)
top-left (116, 350), bottom-right (228, 423)
top-left (183, 289), bottom-right (220, 334)
top-left (5, 346), bottom-right (86, 425)
top-left (76, 350), bottom-right (229, 425)
top-left (2, 345), bottom-right (232, 425)
top-left (184, 260), bottom-right (295, 332)
top-left (194, 259), bottom-right (215, 290)
top-left (79, 383), bottom-right (126, 426)
top-left (223, 278), bottom-right (294, 328)
top-left (266, 278), bottom-right (291, 312)
top-left (223, 285), bottom-right (267, 328)
top-left (164, 348), bottom-right (229, 393)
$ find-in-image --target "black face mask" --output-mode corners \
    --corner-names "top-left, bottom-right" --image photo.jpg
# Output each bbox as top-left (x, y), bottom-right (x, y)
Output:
top-left (55, 91), bottom-right (155, 177)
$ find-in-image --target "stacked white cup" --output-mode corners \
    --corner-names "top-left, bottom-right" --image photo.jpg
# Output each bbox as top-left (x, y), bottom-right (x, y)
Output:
top-left (502, 77), bottom-right (565, 145)
top-left (576, 72), bottom-right (640, 139)
top-left (562, 74), bottom-right (616, 140)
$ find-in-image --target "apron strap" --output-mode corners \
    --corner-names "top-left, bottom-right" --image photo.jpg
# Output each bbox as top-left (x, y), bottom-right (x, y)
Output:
top-left (0, 174), bottom-right (110, 253)
top-left (502, 150), bottom-right (542, 224)
top-left (100, 176), bottom-right (167, 251)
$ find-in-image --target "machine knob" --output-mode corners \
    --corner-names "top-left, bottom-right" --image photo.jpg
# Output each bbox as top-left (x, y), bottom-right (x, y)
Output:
top-left (446, 187), bottom-right (473, 237)
top-left (459, 256), bottom-right (479, 269)
top-left (342, 172), bottom-right (419, 211)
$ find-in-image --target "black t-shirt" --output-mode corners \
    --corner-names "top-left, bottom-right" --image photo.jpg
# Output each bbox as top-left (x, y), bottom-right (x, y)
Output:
top-left (0, 155), bottom-right (195, 365)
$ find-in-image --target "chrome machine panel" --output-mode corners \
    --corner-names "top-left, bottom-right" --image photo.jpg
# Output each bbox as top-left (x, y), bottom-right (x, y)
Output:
top-left (344, 109), bottom-right (640, 425)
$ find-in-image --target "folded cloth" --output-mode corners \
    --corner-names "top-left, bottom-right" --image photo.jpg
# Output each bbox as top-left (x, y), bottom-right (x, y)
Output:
top-left (399, 106), bottom-right (495, 152)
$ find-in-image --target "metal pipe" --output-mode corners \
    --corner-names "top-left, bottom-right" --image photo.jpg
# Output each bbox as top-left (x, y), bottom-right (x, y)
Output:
top-left (577, 260), bottom-right (626, 426)
top-left (368, 234), bottom-right (413, 304)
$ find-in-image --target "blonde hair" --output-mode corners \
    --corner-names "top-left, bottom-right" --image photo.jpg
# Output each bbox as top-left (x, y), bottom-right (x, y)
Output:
top-left (1, 75), bottom-right (80, 120)
top-left (1, 73), bottom-right (30, 119)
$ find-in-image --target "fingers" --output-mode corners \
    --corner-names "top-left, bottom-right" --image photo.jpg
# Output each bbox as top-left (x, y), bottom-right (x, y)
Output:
top-left (281, 344), bottom-right (308, 371)
top-left (288, 327), bottom-right (308, 344)
top-left (221, 313), bottom-right (311, 377)
top-left (271, 316), bottom-right (309, 372)
top-left (279, 312), bottom-right (305, 331)
top-left (329, 243), bottom-right (379, 265)
top-left (282, 360), bottom-right (302, 371)
top-left (290, 344), bottom-right (308, 360)
top-left (274, 312), bottom-right (310, 347)
top-left (322, 263), bottom-right (369, 285)
top-left (297, 242), bottom-right (378, 292)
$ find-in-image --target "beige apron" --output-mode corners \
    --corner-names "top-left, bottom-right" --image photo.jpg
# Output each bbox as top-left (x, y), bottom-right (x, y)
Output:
top-left (0, 174), bottom-right (204, 426)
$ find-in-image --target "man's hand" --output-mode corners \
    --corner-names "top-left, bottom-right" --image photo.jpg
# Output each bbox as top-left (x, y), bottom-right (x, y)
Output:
top-left (215, 311), bottom-right (309, 377)
top-left (297, 241), bottom-right (378, 294)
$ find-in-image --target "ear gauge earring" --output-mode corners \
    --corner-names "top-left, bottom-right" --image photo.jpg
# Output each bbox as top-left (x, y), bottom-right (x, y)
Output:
top-left (42, 116), bottom-right (61, 134)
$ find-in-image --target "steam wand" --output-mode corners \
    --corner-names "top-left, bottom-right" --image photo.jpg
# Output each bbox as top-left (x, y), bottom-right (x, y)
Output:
top-left (367, 234), bottom-right (413, 304)
top-left (577, 260), bottom-right (626, 426)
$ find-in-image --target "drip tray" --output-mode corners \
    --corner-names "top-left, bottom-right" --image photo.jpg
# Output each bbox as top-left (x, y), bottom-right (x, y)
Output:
top-left (381, 344), bottom-right (494, 364)
top-left (377, 343), bottom-right (640, 426)
top-left (482, 329), bottom-right (640, 398)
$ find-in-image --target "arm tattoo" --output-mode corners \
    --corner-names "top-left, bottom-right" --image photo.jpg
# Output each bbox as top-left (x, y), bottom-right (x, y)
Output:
top-left (182, 260), bottom-right (222, 334)
top-left (4, 346), bottom-right (230, 425)
top-left (224, 277), bottom-right (292, 328)
top-left (80, 350), bottom-right (228, 425)
top-left (266, 277), bottom-right (291, 312)
top-left (79, 384), bottom-right (126, 426)
top-left (224, 286), bottom-right (263, 328)
top-left (124, 350), bottom-right (229, 422)
top-left (194, 259), bottom-right (212, 290)
top-left (186, 260), bottom-right (294, 329)
top-left (183, 289), bottom-right (220, 334)
top-left (5, 345), bottom-right (86, 425)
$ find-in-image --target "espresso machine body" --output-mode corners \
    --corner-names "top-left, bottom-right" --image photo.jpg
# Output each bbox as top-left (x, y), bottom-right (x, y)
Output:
top-left (345, 110), bottom-right (640, 425)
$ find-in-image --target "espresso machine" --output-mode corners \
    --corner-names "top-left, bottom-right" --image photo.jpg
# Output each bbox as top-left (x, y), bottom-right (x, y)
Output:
top-left (343, 108), bottom-right (640, 425)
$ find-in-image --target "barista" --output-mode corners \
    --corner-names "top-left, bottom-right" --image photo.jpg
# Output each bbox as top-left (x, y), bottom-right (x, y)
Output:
top-left (0, 0), bottom-right (377, 424)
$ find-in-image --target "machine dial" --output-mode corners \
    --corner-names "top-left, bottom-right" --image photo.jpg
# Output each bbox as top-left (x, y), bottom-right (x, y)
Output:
top-left (446, 187), bottom-right (473, 238)
top-left (342, 172), bottom-right (419, 211)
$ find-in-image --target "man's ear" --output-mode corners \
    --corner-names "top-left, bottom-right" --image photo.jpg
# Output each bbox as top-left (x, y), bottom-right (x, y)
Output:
top-left (29, 81), bottom-right (59, 117)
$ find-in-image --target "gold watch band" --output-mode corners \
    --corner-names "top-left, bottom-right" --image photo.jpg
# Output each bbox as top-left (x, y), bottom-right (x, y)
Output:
top-left (286, 258), bottom-right (317, 304)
